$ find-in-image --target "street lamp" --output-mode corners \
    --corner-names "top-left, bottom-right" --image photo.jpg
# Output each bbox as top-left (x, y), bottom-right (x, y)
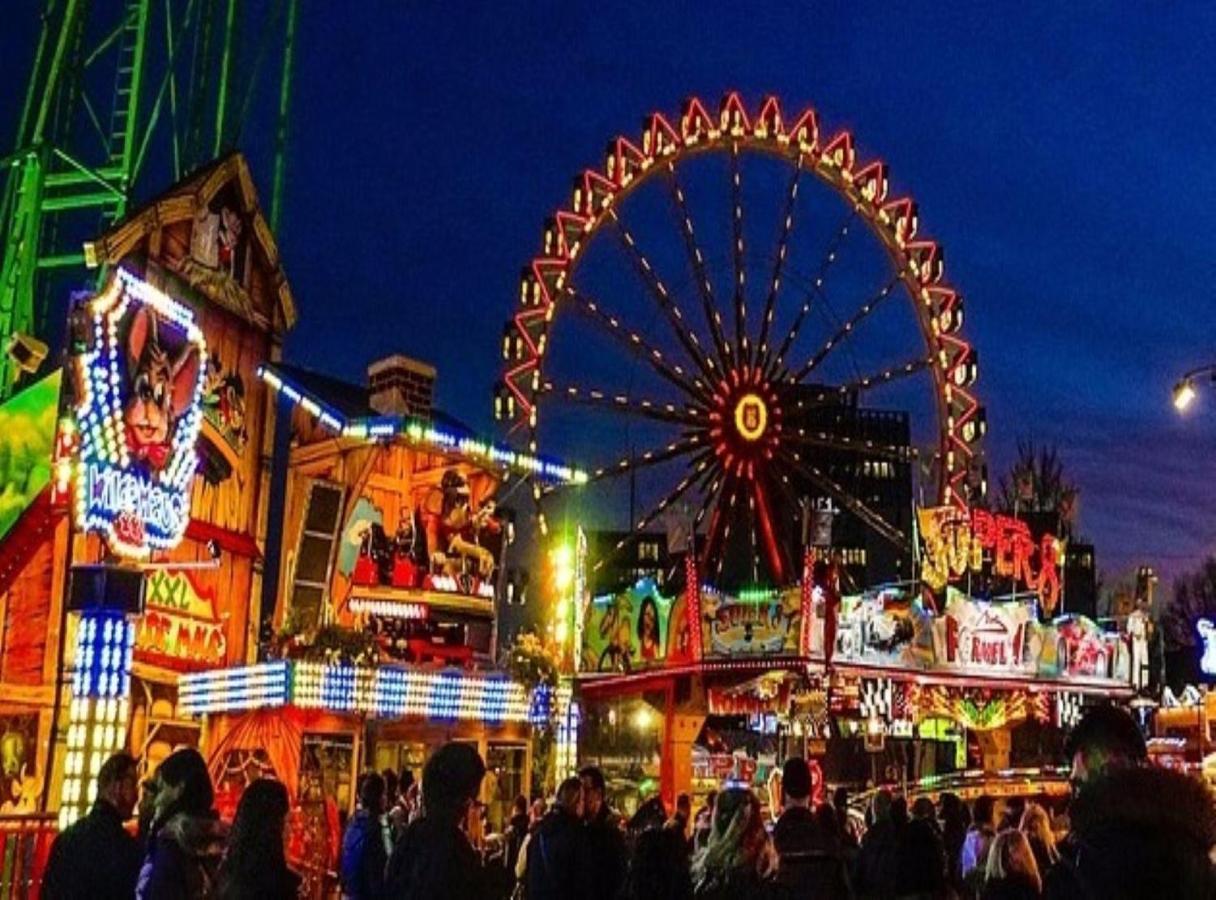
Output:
top-left (1173, 365), bottom-right (1216, 413)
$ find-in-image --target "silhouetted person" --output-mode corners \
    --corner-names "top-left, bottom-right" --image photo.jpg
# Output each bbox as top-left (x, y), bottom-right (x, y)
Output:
top-left (43, 752), bottom-right (142, 900)
top-left (341, 771), bottom-right (388, 900)
top-left (385, 742), bottom-right (490, 899)
top-left (693, 790), bottom-right (717, 853)
top-left (772, 757), bottom-right (850, 899)
top-left (525, 777), bottom-right (587, 900)
top-left (580, 765), bottom-right (627, 900)
top-left (1019, 802), bottom-right (1061, 892)
top-left (691, 787), bottom-right (778, 899)
top-left (1063, 705), bottom-right (1146, 797)
top-left (503, 794), bottom-right (531, 880)
top-left (215, 779), bottom-right (300, 900)
top-left (895, 816), bottom-right (950, 900)
top-left (982, 830), bottom-right (1041, 900)
top-left (856, 789), bottom-right (899, 899)
top-left (137, 748), bottom-right (225, 900)
top-left (960, 795), bottom-right (996, 888)
top-left (938, 792), bottom-right (968, 888)
top-left (1046, 766), bottom-right (1216, 900)
top-left (630, 795), bottom-right (668, 836)
top-left (666, 791), bottom-right (693, 854)
top-left (625, 824), bottom-right (692, 900)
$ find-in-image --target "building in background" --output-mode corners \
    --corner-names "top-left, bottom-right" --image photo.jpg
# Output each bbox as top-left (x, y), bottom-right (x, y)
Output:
top-left (782, 387), bottom-right (914, 591)
top-left (586, 530), bottom-right (671, 596)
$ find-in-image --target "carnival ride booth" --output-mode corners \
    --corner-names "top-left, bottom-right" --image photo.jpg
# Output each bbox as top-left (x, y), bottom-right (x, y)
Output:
top-left (182, 357), bottom-right (584, 862)
top-left (0, 153), bottom-right (291, 829)
top-left (574, 557), bottom-right (1136, 808)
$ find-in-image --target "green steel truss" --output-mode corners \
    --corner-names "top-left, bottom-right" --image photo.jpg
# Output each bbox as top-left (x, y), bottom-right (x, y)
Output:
top-left (0, 0), bottom-right (299, 395)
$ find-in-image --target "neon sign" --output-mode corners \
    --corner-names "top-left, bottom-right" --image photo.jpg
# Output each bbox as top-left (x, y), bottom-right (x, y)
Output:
top-left (919, 506), bottom-right (1063, 615)
top-left (70, 269), bottom-right (207, 557)
top-left (134, 570), bottom-right (227, 670)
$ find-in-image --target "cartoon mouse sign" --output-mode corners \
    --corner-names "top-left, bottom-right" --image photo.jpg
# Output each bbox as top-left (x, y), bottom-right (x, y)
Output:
top-left (66, 268), bottom-right (208, 557)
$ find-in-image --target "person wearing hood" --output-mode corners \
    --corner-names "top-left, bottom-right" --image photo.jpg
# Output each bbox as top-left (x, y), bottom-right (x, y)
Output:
top-left (384, 741), bottom-right (490, 899)
top-left (525, 777), bottom-right (587, 900)
top-left (136, 748), bottom-right (227, 900)
top-left (1045, 764), bottom-right (1216, 900)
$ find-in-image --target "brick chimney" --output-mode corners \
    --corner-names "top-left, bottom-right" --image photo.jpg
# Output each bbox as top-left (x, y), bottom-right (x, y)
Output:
top-left (368, 354), bottom-right (436, 418)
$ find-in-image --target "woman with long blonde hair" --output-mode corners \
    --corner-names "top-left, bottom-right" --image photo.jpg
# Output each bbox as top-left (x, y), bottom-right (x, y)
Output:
top-left (982, 829), bottom-right (1041, 900)
top-left (1019, 802), bottom-right (1059, 881)
top-left (691, 787), bottom-right (778, 899)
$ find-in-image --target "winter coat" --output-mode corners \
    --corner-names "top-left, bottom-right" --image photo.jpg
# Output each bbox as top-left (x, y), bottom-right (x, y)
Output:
top-left (504, 812), bottom-right (531, 879)
top-left (340, 809), bottom-right (388, 900)
top-left (959, 825), bottom-right (994, 880)
top-left (1044, 766), bottom-right (1216, 900)
top-left (693, 865), bottom-right (781, 900)
top-left (384, 813), bottom-right (488, 900)
top-left (525, 808), bottom-right (587, 900)
top-left (136, 811), bottom-right (228, 900)
top-left (42, 800), bottom-right (143, 900)
top-left (583, 805), bottom-right (628, 900)
top-left (771, 806), bottom-right (851, 899)
top-left (855, 818), bottom-right (900, 899)
top-left (981, 876), bottom-right (1040, 900)
top-left (214, 863), bottom-right (301, 900)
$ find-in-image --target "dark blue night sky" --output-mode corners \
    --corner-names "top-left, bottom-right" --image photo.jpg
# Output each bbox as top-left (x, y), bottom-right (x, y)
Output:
top-left (4, 2), bottom-right (1216, 593)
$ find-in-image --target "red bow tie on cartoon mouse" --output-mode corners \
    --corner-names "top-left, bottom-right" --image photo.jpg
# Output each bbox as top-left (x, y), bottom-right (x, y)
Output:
top-left (126, 429), bottom-right (172, 469)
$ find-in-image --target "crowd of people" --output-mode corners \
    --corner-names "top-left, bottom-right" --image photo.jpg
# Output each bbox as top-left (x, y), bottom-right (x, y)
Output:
top-left (36, 704), bottom-right (1216, 899)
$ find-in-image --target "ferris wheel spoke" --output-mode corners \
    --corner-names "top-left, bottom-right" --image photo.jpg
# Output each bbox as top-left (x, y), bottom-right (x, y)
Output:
top-left (792, 354), bottom-right (934, 395)
top-left (564, 288), bottom-right (707, 399)
top-left (714, 482), bottom-right (744, 579)
top-left (584, 435), bottom-right (707, 483)
top-left (757, 154), bottom-right (805, 362)
top-left (751, 477), bottom-right (787, 584)
top-left (770, 212), bottom-right (855, 373)
top-left (698, 479), bottom-right (726, 572)
top-left (777, 447), bottom-right (906, 548)
top-left (746, 487), bottom-right (760, 582)
top-left (693, 472), bottom-right (723, 529)
top-left (790, 272), bottom-right (902, 382)
top-left (665, 163), bottom-right (732, 365)
top-left (787, 429), bottom-right (918, 463)
top-left (729, 140), bottom-right (749, 361)
top-left (539, 381), bottom-right (702, 427)
top-left (593, 458), bottom-right (710, 572)
top-left (607, 209), bottom-right (718, 382)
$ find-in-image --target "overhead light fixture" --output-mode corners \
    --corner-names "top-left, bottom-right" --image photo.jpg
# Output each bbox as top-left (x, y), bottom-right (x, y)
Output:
top-left (1173, 378), bottom-right (1197, 412)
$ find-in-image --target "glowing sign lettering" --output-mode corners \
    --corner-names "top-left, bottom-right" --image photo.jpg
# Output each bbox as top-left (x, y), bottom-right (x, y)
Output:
top-left (69, 269), bottom-right (207, 557)
top-left (85, 463), bottom-right (189, 548)
top-left (918, 506), bottom-right (1063, 615)
top-left (134, 570), bottom-right (227, 670)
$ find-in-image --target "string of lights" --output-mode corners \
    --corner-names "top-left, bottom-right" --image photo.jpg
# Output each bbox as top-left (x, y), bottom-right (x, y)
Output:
top-left (256, 365), bottom-right (587, 485)
top-left (59, 611), bottom-right (135, 829)
top-left (179, 660), bottom-right (552, 725)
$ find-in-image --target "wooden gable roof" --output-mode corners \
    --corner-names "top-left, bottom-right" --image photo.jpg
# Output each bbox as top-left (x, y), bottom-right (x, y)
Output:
top-left (86, 152), bottom-right (297, 335)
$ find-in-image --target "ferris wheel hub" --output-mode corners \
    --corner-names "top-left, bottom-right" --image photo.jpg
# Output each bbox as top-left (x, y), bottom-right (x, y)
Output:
top-left (733, 393), bottom-right (768, 442)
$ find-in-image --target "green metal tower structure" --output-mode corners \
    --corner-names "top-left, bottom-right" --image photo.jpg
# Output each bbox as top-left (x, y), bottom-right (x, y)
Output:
top-left (0, 0), bottom-right (299, 396)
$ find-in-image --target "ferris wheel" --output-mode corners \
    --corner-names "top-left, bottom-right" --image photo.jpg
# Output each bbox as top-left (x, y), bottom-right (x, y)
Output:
top-left (496, 93), bottom-right (985, 586)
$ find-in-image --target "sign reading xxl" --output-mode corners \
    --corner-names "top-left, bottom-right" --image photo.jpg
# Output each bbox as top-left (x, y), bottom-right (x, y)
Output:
top-left (67, 268), bottom-right (207, 557)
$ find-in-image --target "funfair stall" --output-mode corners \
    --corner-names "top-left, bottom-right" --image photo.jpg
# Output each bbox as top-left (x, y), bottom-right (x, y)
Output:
top-left (176, 357), bottom-right (583, 890)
